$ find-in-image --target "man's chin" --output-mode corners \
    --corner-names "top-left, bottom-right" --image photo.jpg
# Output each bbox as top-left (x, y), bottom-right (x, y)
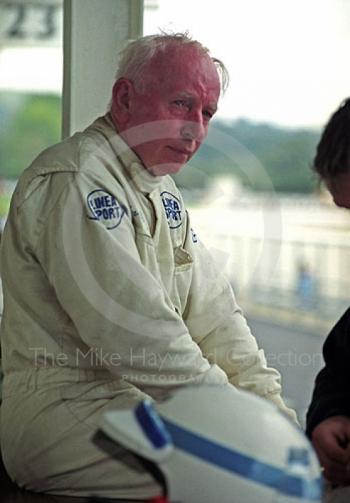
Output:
top-left (149, 162), bottom-right (185, 177)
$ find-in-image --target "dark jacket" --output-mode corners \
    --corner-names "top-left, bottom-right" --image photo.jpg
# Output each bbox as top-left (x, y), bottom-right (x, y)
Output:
top-left (306, 307), bottom-right (350, 437)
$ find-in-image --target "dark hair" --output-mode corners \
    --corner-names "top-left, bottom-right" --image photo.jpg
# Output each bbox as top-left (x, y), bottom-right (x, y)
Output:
top-left (313, 97), bottom-right (350, 179)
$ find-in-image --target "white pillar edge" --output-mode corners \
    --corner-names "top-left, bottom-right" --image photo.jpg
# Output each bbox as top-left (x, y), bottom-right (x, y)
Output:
top-left (62, 0), bottom-right (143, 138)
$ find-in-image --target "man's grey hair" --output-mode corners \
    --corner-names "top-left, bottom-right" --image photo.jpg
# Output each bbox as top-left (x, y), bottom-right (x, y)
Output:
top-left (114, 32), bottom-right (229, 95)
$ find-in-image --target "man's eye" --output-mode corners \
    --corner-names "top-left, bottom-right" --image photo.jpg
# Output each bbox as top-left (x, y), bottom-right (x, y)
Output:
top-left (173, 100), bottom-right (188, 109)
top-left (203, 110), bottom-right (213, 120)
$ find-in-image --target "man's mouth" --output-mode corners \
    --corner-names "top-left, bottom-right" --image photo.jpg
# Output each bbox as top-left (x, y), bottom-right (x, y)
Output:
top-left (167, 146), bottom-right (194, 157)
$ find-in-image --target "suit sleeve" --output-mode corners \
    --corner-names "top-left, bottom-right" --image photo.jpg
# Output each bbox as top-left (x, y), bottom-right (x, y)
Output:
top-left (306, 307), bottom-right (350, 437)
top-left (182, 213), bottom-right (297, 421)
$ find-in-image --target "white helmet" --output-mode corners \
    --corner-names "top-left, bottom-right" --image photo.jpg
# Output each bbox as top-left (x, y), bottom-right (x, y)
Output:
top-left (99, 385), bottom-right (322, 503)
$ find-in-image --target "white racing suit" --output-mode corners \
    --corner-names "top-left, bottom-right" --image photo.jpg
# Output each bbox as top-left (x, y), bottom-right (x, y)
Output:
top-left (0, 114), bottom-right (296, 499)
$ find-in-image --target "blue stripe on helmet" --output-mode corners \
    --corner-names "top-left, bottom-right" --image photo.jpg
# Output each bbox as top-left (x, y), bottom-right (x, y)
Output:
top-left (161, 418), bottom-right (321, 500)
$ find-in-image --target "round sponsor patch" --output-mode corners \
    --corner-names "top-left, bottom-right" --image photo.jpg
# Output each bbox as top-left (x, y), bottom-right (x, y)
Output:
top-left (87, 189), bottom-right (125, 230)
top-left (161, 191), bottom-right (182, 229)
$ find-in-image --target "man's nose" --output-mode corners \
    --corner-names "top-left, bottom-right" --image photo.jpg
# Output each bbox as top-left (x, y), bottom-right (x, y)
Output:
top-left (180, 114), bottom-right (206, 143)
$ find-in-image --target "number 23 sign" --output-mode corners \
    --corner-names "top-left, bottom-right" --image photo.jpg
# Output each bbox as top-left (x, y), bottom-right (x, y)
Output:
top-left (0, 1), bottom-right (62, 46)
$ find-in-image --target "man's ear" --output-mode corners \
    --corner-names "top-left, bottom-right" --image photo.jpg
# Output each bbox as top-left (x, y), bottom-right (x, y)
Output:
top-left (111, 78), bottom-right (134, 127)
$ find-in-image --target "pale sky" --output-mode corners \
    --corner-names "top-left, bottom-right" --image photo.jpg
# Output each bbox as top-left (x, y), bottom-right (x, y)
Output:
top-left (0, 47), bottom-right (62, 94)
top-left (1, 1), bottom-right (349, 130)
top-left (144, 0), bottom-right (350, 128)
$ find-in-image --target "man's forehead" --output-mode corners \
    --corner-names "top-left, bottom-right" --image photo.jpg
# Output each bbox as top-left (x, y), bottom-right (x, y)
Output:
top-left (148, 46), bottom-right (219, 85)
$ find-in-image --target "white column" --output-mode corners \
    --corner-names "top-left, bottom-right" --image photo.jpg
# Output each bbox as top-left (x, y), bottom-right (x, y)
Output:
top-left (62, 0), bottom-right (143, 137)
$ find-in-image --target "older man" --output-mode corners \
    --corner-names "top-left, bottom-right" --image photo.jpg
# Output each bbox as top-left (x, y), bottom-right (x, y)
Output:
top-left (307, 97), bottom-right (350, 502)
top-left (0, 34), bottom-right (295, 499)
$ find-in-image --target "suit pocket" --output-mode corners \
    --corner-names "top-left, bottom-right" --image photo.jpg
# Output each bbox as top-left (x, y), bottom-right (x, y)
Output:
top-left (173, 246), bottom-right (193, 312)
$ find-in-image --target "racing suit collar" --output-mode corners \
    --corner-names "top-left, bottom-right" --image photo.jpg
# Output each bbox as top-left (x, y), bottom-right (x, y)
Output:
top-left (103, 113), bottom-right (164, 194)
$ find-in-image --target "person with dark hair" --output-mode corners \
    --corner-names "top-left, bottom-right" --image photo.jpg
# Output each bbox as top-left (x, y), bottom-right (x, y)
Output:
top-left (307, 97), bottom-right (350, 500)
top-left (313, 97), bottom-right (350, 208)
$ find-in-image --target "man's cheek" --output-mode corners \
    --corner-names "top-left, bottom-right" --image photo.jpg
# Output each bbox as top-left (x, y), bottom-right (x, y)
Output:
top-left (166, 120), bottom-right (186, 138)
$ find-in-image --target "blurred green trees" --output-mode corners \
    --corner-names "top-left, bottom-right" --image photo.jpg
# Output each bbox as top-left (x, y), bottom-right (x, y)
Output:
top-left (0, 92), bottom-right (61, 179)
top-left (175, 119), bottom-right (321, 193)
top-left (0, 92), bottom-right (320, 193)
